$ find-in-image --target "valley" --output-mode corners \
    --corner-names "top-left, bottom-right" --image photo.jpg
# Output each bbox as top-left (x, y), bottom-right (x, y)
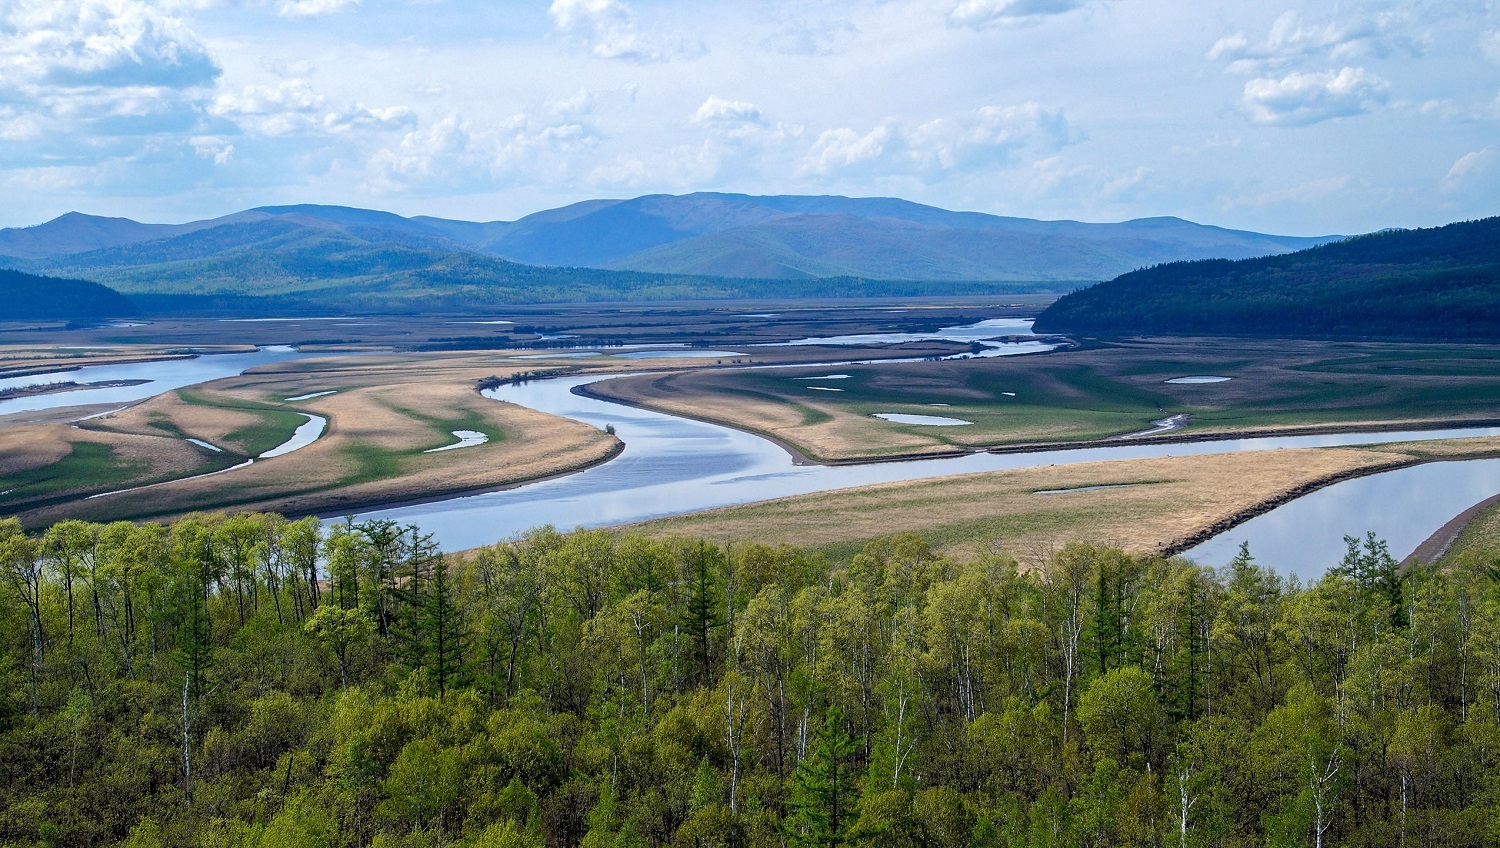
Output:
top-left (5, 302), bottom-right (1500, 580)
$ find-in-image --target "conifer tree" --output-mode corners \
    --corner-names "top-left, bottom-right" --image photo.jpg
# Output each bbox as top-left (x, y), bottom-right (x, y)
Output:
top-left (422, 552), bottom-right (466, 698)
top-left (788, 706), bottom-right (863, 847)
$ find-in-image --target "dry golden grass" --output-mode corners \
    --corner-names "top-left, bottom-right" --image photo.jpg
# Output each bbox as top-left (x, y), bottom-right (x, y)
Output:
top-left (587, 371), bottom-right (973, 461)
top-left (623, 444), bottom-right (1442, 562)
top-left (12, 350), bottom-right (628, 524)
top-left (0, 419), bottom-right (205, 501)
top-left (1385, 434), bottom-right (1500, 458)
top-left (90, 390), bottom-right (265, 447)
top-left (0, 425), bottom-right (75, 476)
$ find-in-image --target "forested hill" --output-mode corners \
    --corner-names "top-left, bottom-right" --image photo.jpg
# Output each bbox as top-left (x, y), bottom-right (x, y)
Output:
top-left (0, 267), bottom-right (136, 320)
top-left (5, 512), bottom-right (1500, 847)
top-left (1032, 216), bottom-right (1500, 339)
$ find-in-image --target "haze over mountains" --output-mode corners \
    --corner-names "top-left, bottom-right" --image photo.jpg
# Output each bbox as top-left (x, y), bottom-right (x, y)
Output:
top-left (0, 194), bottom-right (1338, 301)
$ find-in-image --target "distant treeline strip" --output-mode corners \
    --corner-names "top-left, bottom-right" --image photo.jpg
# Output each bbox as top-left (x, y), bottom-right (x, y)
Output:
top-left (1034, 216), bottom-right (1500, 340)
top-left (0, 268), bottom-right (138, 320)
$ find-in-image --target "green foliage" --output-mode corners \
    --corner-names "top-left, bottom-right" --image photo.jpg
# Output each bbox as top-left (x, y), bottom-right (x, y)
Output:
top-left (787, 706), bottom-right (863, 847)
top-left (0, 267), bottom-right (136, 319)
top-left (1036, 216), bottom-right (1500, 340)
top-left (5, 511), bottom-right (1500, 847)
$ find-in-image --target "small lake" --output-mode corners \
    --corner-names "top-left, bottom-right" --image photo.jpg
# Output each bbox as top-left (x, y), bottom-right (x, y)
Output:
top-left (760, 316), bottom-right (1038, 347)
top-left (425, 430), bottom-right (489, 453)
top-left (1165, 376), bottom-right (1232, 384)
top-left (260, 414), bottom-right (326, 458)
top-left (873, 413), bottom-right (974, 426)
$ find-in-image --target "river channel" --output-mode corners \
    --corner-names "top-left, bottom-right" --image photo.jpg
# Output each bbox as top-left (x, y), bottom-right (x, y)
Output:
top-left (6, 330), bottom-right (1496, 580)
top-left (350, 372), bottom-right (1500, 580)
top-left (0, 345), bottom-right (311, 416)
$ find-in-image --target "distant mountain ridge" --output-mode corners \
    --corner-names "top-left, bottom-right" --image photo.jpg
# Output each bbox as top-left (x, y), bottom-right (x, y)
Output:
top-left (0, 194), bottom-right (1339, 290)
top-left (1033, 217), bottom-right (1500, 340)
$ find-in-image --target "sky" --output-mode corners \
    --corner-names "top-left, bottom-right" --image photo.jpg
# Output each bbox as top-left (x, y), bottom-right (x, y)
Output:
top-left (0, 0), bottom-right (1496, 235)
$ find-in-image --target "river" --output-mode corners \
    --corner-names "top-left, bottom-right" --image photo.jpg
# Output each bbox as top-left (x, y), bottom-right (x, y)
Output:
top-left (7, 329), bottom-right (1495, 579)
top-left (0, 346), bottom-right (311, 416)
top-left (348, 372), bottom-right (1500, 579)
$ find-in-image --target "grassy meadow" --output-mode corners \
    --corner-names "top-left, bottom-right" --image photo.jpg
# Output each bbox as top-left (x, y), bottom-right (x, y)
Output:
top-left (624, 435), bottom-right (1500, 563)
top-left (588, 337), bottom-right (1500, 461)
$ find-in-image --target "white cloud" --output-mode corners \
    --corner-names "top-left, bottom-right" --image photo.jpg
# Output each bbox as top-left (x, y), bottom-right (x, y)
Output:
top-left (801, 103), bottom-right (1075, 177)
top-left (1101, 166), bottom-right (1151, 202)
top-left (906, 103), bottom-right (1075, 170)
top-left (547, 0), bottom-right (701, 63)
top-left (1226, 176), bottom-right (1351, 210)
top-left (211, 80), bottom-right (415, 136)
top-left (1443, 146), bottom-right (1500, 196)
top-left (274, 0), bottom-right (360, 18)
top-left (801, 124), bottom-right (894, 175)
top-left (588, 140), bottom-right (721, 191)
top-left (947, 0), bottom-right (1110, 28)
top-left (1241, 67), bottom-right (1390, 126)
top-left (1482, 30), bottom-right (1500, 63)
top-left (693, 96), bottom-right (765, 128)
top-left (370, 111), bottom-right (598, 193)
top-left (1209, 9), bottom-right (1422, 76)
top-left (0, 0), bottom-right (223, 156)
top-left (760, 15), bottom-right (857, 56)
top-left (0, 0), bottom-right (219, 91)
top-left (189, 134), bottom-right (234, 164)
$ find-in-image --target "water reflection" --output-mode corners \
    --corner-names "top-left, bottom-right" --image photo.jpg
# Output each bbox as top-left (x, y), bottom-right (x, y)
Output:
top-left (1182, 459), bottom-right (1500, 580)
top-left (0, 346), bottom-right (313, 416)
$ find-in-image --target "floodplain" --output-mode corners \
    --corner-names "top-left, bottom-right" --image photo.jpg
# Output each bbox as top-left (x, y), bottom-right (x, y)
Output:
top-left (5, 302), bottom-right (1500, 564)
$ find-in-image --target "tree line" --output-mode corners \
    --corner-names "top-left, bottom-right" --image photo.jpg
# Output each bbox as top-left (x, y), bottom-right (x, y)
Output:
top-left (1033, 216), bottom-right (1500, 340)
top-left (3, 512), bottom-right (1500, 847)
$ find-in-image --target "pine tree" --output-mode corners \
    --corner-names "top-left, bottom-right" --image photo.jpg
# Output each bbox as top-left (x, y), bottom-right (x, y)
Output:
top-left (680, 541), bottom-right (725, 685)
top-left (423, 552), bottom-right (467, 698)
top-left (788, 706), bottom-right (863, 847)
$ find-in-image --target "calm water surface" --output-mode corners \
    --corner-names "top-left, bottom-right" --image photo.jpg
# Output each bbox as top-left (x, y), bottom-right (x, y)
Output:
top-left (1183, 459), bottom-right (1500, 579)
top-left (0, 346), bottom-right (312, 416)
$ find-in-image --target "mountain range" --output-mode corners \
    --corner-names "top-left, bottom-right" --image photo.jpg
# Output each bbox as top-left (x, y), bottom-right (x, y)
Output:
top-left (0, 194), bottom-right (1340, 309)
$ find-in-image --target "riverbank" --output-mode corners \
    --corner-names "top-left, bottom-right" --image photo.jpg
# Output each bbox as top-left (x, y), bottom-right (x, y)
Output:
top-left (0, 378), bottom-right (150, 401)
top-left (1403, 492), bottom-right (1500, 567)
top-left (6, 352), bottom-right (630, 526)
top-left (619, 435), bottom-right (1500, 566)
top-left (580, 336), bottom-right (1500, 463)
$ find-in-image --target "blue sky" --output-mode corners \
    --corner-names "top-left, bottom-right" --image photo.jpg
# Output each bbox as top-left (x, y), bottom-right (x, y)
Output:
top-left (0, 0), bottom-right (1496, 235)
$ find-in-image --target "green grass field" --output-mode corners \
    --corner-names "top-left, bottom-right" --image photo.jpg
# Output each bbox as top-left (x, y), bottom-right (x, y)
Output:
top-left (602, 338), bottom-right (1500, 460)
top-left (178, 388), bottom-right (311, 456)
top-left (0, 442), bottom-right (148, 503)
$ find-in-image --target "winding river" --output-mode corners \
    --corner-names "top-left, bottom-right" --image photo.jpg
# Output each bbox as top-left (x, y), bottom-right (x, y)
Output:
top-left (348, 373), bottom-right (1500, 579)
top-left (0, 345), bottom-right (312, 416)
top-left (6, 330), bottom-right (1497, 580)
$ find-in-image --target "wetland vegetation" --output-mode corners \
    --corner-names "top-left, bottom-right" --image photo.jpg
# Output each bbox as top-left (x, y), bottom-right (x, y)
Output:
top-left (585, 336), bottom-right (1500, 462)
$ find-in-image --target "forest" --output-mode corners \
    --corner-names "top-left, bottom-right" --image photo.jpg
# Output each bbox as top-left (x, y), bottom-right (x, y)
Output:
top-left (1033, 216), bottom-right (1500, 340)
top-left (0, 269), bottom-right (138, 321)
top-left (4, 512), bottom-right (1500, 847)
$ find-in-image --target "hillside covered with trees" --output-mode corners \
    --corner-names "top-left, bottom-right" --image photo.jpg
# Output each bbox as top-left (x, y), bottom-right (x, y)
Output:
top-left (4, 512), bottom-right (1500, 847)
top-left (1033, 217), bottom-right (1500, 340)
top-left (0, 268), bottom-right (136, 320)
